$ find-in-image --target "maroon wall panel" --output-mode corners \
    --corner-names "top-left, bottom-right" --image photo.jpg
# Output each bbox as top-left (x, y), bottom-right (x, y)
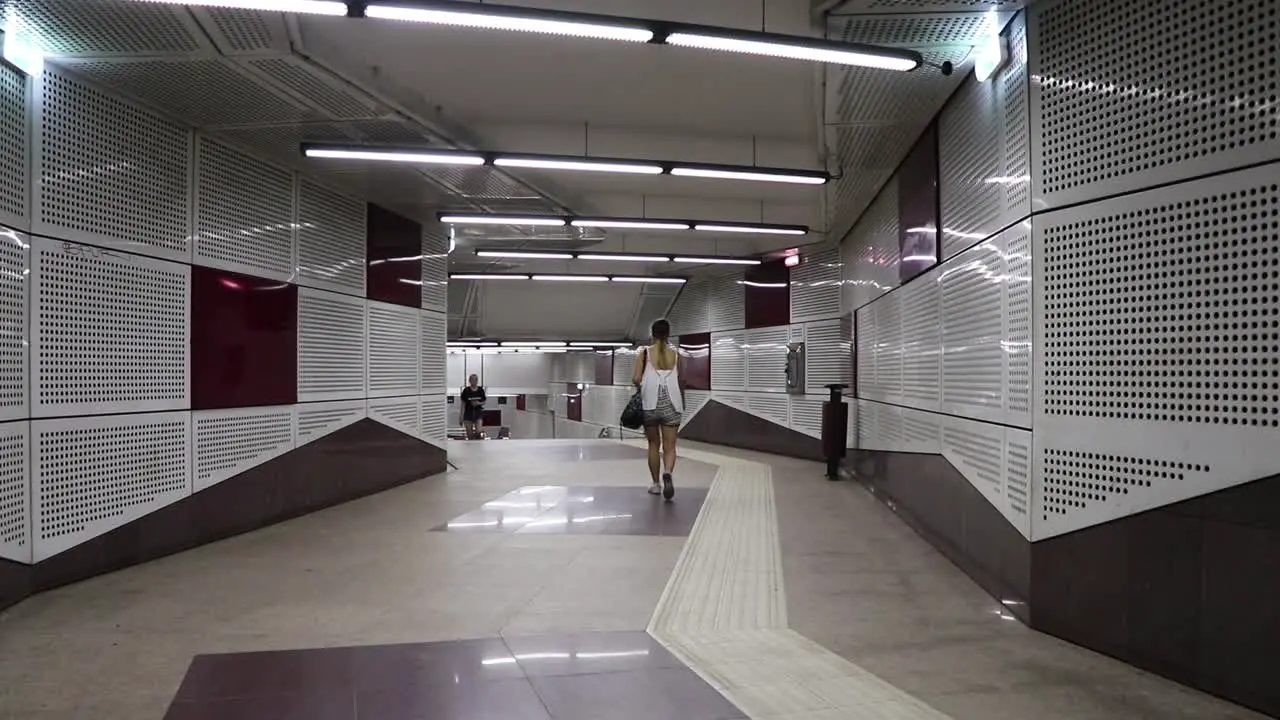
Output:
top-left (678, 333), bottom-right (711, 391)
top-left (898, 123), bottom-right (940, 284)
top-left (482, 409), bottom-right (502, 427)
top-left (595, 351), bottom-right (614, 387)
top-left (191, 266), bottom-right (297, 410)
top-left (516, 394), bottom-right (526, 411)
top-left (366, 203), bottom-right (423, 308)
top-left (566, 383), bottom-right (583, 422)
top-left (743, 260), bottom-right (791, 329)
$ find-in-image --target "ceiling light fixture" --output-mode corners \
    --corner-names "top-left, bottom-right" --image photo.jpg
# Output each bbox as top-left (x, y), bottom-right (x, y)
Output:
top-left (138, 0), bottom-right (347, 14)
top-left (576, 254), bottom-right (670, 262)
top-left (450, 273), bottom-right (532, 280)
top-left (447, 341), bottom-right (498, 347)
top-left (441, 214), bottom-right (567, 227)
top-left (362, 1), bottom-right (654, 42)
top-left (494, 156), bottom-right (663, 175)
top-left (673, 256), bottom-right (762, 265)
top-left (533, 274), bottom-right (610, 282)
top-left (303, 146), bottom-right (485, 165)
top-left (475, 250), bottom-right (574, 260)
top-left (503, 341), bottom-right (567, 347)
top-left (610, 276), bottom-right (687, 283)
top-left (569, 342), bottom-right (631, 347)
top-left (694, 223), bottom-right (808, 236)
top-left (664, 30), bottom-right (920, 71)
top-left (669, 166), bottom-right (828, 185)
top-left (571, 218), bottom-right (690, 230)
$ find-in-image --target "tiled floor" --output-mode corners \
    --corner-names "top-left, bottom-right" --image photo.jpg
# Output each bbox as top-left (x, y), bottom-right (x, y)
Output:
top-left (165, 632), bottom-right (745, 720)
top-left (434, 485), bottom-right (708, 536)
top-left (0, 438), bottom-right (1267, 719)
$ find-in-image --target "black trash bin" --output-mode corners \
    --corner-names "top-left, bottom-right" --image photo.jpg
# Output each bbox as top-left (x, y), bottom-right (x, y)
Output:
top-left (821, 384), bottom-right (849, 479)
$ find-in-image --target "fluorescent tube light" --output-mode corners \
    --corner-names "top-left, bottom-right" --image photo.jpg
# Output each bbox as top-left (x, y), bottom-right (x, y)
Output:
top-left (139, 0), bottom-right (347, 14)
top-left (672, 256), bottom-right (762, 265)
top-left (670, 166), bottom-right (828, 185)
top-left (694, 223), bottom-right (807, 236)
top-left (665, 31), bottom-right (919, 71)
top-left (475, 250), bottom-right (574, 260)
top-left (441, 215), bottom-right (567, 226)
top-left (450, 273), bottom-right (531, 280)
top-left (494, 156), bottom-right (663, 175)
top-left (569, 342), bottom-right (630, 347)
top-left (364, 2), bottom-right (654, 42)
top-left (576, 254), bottom-right (670, 262)
top-left (611, 276), bottom-right (687, 283)
top-left (739, 280), bottom-right (788, 288)
top-left (503, 341), bottom-right (567, 347)
top-left (532, 274), bottom-right (610, 282)
top-left (448, 341), bottom-right (498, 347)
top-left (571, 218), bottom-right (690, 230)
top-left (304, 147), bottom-right (484, 165)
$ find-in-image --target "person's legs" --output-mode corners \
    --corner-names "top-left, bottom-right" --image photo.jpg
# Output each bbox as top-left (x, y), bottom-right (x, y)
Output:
top-left (660, 422), bottom-right (678, 499)
top-left (644, 422), bottom-right (661, 493)
top-left (464, 420), bottom-right (477, 439)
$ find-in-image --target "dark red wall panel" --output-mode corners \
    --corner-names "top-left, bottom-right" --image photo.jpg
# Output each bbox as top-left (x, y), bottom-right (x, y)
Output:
top-left (191, 266), bottom-right (297, 410)
top-left (743, 260), bottom-right (791, 329)
top-left (595, 351), bottom-right (615, 387)
top-left (366, 203), bottom-right (423, 308)
top-left (678, 332), bottom-right (711, 391)
top-left (566, 383), bottom-right (583, 422)
top-left (898, 123), bottom-right (940, 284)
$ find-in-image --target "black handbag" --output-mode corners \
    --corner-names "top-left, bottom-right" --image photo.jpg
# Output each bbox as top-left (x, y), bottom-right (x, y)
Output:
top-left (620, 391), bottom-right (644, 430)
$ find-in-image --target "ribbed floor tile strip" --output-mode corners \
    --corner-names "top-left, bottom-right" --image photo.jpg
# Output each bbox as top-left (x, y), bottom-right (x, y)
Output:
top-left (648, 447), bottom-right (952, 720)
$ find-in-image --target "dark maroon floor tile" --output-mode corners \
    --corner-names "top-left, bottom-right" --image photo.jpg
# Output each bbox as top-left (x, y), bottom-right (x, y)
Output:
top-left (529, 667), bottom-right (744, 720)
top-left (503, 632), bottom-right (682, 677)
top-left (350, 638), bottom-right (524, 691)
top-left (165, 688), bottom-right (355, 720)
top-left (175, 647), bottom-right (355, 701)
top-left (355, 677), bottom-right (551, 720)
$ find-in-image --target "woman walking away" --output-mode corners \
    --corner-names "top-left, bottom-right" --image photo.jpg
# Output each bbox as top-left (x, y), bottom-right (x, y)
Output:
top-left (633, 318), bottom-right (682, 500)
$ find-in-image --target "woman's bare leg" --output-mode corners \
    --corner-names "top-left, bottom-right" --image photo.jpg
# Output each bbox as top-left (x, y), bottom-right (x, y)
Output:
top-left (660, 424), bottom-right (678, 499)
top-left (644, 424), bottom-right (661, 486)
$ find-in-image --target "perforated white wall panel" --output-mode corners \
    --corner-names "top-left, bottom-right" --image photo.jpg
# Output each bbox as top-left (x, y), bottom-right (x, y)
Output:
top-left (939, 13), bottom-right (1030, 259)
top-left (791, 248), bottom-right (842, 323)
top-left (857, 287), bottom-right (903, 406)
top-left (803, 319), bottom-right (851, 394)
top-left (34, 71), bottom-right (190, 262)
top-left (665, 278), bottom-right (710, 336)
top-left (746, 326), bottom-right (789, 393)
top-left (367, 301), bottom-right (419, 398)
top-left (32, 236), bottom-right (189, 417)
top-left (711, 331), bottom-right (746, 391)
top-left (421, 223), bottom-right (448, 313)
top-left (298, 287), bottom-right (366, 402)
top-left (0, 63), bottom-right (28, 231)
top-left (421, 311), bottom-right (446, 395)
top-left (707, 272), bottom-right (745, 332)
top-left (194, 136), bottom-right (294, 281)
top-left (421, 394), bottom-right (446, 448)
top-left (0, 421), bottom-right (29, 563)
top-left (1029, 0), bottom-right (1280, 209)
top-left (841, 178), bottom-right (900, 314)
top-left (898, 269), bottom-right (941, 412)
top-left (367, 396), bottom-right (420, 439)
top-left (33, 411), bottom-right (191, 561)
top-left (296, 398), bottom-right (365, 447)
top-left (0, 229), bottom-right (27, 422)
top-left (193, 406), bottom-right (295, 492)
top-left (1032, 164), bottom-right (1280, 538)
top-left (296, 178), bottom-right (365, 295)
top-left (941, 415), bottom-right (1031, 538)
top-left (613, 348), bottom-right (637, 386)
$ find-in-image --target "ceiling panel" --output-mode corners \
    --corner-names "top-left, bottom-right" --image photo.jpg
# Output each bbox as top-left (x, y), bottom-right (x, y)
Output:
top-left (471, 281), bottom-right (646, 339)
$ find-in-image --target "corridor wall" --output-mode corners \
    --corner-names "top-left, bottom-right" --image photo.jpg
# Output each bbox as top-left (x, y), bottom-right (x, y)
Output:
top-left (0, 61), bottom-right (448, 612)
top-left (844, 4), bottom-right (1280, 715)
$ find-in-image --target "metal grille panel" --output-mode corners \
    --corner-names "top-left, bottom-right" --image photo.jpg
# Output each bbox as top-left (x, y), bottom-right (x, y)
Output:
top-left (1005, 224), bottom-right (1031, 420)
top-left (367, 301), bottom-right (420, 398)
top-left (422, 310), bottom-right (446, 395)
top-left (790, 397), bottom-right (824, 439)
top-left (941, 415), bottom-right (1031, 538)
top-left (711, 331), bottom-right (746, 391)
top-left (297, 399), bottom-right (365, 446)
top-left (707, 273), bottom-right (745, 332)
top-left (683, 389), bottom-right (711, 426)
top-left (940, 243), bottom-right (1002, 417)
top-left (1002, 14), bottom-right (1030, 215)
top-left (193, 406), bottom-right (295, 492)
top-left (667, 279), bottom-right (710, 336)
top-left (298, 287), bottom-right (366, 402)
top-left (746, 326), bottom-right (789, 393)
top-left (32, 237), bottom-right (189, 417)
top-left (899, 270), bottom-right (941, 410)
top-left (747, 393), bottom-right (790, 428)
top-left (841, 178), bottom-right (899, 314)
top-left (0, 421), bottom-right (29, 563)
top-left (1030, 0), bottom-right (1280, 207)
top-left (613, 348), bottom-right (638, 386)
top-left (35, 71), bottom-right (190, 262)
top-left (791, 249), bottom-right (842, 323)
top-left (803, 319), bottom-right (851, 394)
top-left (0, 64), bottom-right (28, 229)
top-left (195, 137), bottom-right (294, 280)
top-left (0, 230), bottom-right (26, 422)
top-left (33, 411), bottom-right (190, 561)
top-left (421, 395), bottom-right (446, 448)
top-left (246, 56), bottom-right (379, 118)
top-left (8, 0), bottom-right (203, 55)
top-left (368, 396), bottom-right (419, 439)
top-left (297, 179), bottom-right (365, 295)
top-left (940, 76), bottom-right (1001, 259)
top-left (421, 222), bottom-right (448, 312)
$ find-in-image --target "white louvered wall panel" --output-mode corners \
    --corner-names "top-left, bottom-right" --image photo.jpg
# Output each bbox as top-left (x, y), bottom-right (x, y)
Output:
top-left (0, 421), bottom-right (29, 563)
top-left (296, 178), bottom-right (365, 295)
top-left (613, 347), bottom-right (637, 386)
top-left (421, 395), bottom-right (446, 448)
top-left (898, 269), bottom-right (941, 411)
top-left (790, 397), bottom-right (824, 439)
top-left (747, 393), bottom-right (789, 428)
top-left (803, 319), bottom-right (850, 394)
top-left (856, 400), bottom-right (943, 455)
top-left (1032, 164), bottom-right (1280, 539)
top-left (31, 236), bottom-right (189, 417)
top-left (0, 63), bottom-right (28, 232)
top-left (841, 178), bottom-right (899, 314)
top-left (421, 222), bottom-right (448, 312)
top-left (193, 406), bottom-right (295, 492)
top-left (298, 287), bottom-right (366, 401)
top-left (791, 248), bottom-right (842, 322)
top-left (33, 71), bottom-right (190, 262)
top-left (367, 396), bottom-right (420, 439)
top-left (874, 288), bottom-right (903, 405)
top-left (707, 272), bottom-right (745, 332)
top-left (745, 326), bottom-right (789, 393)
top-left (710, 331), bottom-right (746, 391)
top-left (367, 301), bottom-right (420, 398)
top-left (296, 399), bottom-right (365, 446)
top-left (940, 241), bottom-right (1003, 422)
top-left (682, 389), bottom-right (710, 426)
top-left (32, 412), bottom-right (191, 562)
top-left (194, 136), bottom-right (294, 281)
top-left (421, 310), bottom-right (446, 395)
top-left (1004, 223), bottom-right (1032, 424)
top-left (1030, 0), bottom-right (1280, 209)
top-left (666, 278), bottom-right (710, 336)
top-left (0, 229), bottom-right (26, 422)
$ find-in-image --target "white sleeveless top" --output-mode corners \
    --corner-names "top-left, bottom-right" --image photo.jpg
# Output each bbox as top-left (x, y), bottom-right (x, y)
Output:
top-left (641, 345), bottom-right (683, 413)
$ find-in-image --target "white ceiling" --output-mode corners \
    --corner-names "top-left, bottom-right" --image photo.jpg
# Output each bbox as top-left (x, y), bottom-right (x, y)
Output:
top-left (17, 0), bottom-right (1025, 341)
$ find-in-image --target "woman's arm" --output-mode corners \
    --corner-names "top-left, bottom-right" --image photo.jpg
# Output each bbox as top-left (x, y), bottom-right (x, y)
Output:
top-left (632, 348), bottom-right (645, 387)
